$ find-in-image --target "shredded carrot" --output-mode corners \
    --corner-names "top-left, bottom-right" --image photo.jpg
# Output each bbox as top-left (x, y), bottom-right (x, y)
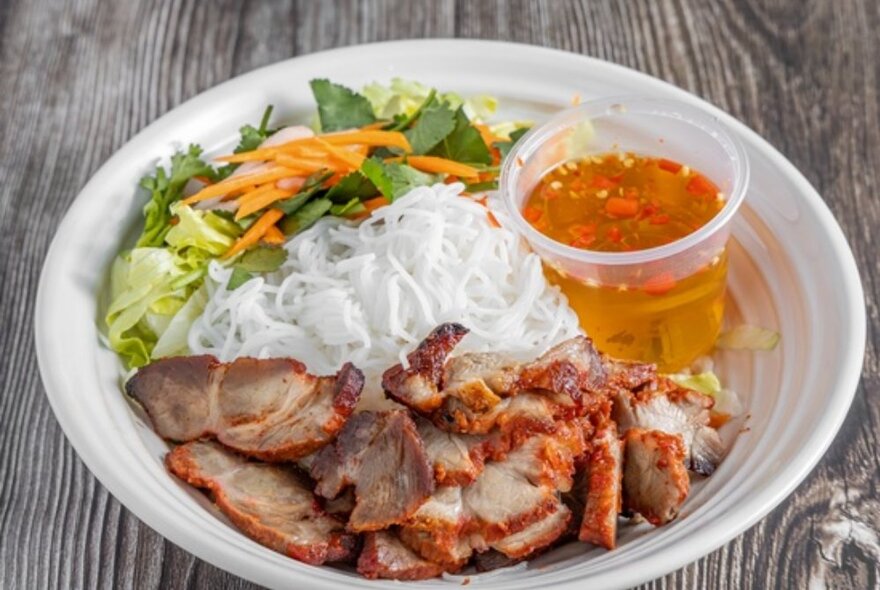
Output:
top-left (262, 225), bottom-right (285, 246)
top-left (235, 188), bottom-right (298, 220)
top-left (274, 153), bottom-right (339, 174)
top-left (389, 155), bottom-right (479, 178)
top-left (321, 130), bottom-right (411, 152)
top-left (183, 167), bottom-right (299, 205)
top-left (214, 137), bottom-right (328, 163)
top-left (220, 184), bottom-right (257, 201)
top-left (360, 121), bottom-right (388, 131)
top-left (233, 183), bottom-right (277, 208)
top-left (314, 138), bottom-right (366, 169)
top-left (474, 123), bottom-right (500, 148)
top-left (363, 196), bottom-right (390, 212)
top-left (474, 196), bottom-right (501, 228)
top-left (223, 208), bottom-right (284, 259)
top-left (345, 144), bottom-right (369, 156)
top-left (193, 175), bottom-right (213, 185)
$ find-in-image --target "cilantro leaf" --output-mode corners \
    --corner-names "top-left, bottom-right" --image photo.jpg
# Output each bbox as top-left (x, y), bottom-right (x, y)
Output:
top-left (429, 108), bottom-right (492, 164)
top-left (275, 170), bottom-right (332, 215)
top-left (137, 144), bottom-right (214, 248)
top-left (386, 163), bottom-right (434, 199)
top-left (215, 105), bottom-right (275, 180)
top-left (464, 179), bottom-right (498, 193)
top-left (360, 158), bottom-right (434, 201)
top-left (329, 197), bottom-right (366, 216)
top-left (227, 267), bottom-right (254, 290)
top-left (310, 79), bottom-right (376, 132)
top-left (493, 127), bottom-right (530, 160)
top-left (325, 171), bottom-right (378, 203)
top-left (360, 158), bottom-right (394, 199)
top-left (281, 197), bottom-right (333, 235)
top-left (404, 97), bottom-right (456, 154)
top-left (234, 246), bottom-right (288, 272)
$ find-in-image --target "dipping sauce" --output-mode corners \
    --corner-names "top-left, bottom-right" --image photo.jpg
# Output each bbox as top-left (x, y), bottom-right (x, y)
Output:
top-left (523, 152), bottom-right (727, 371)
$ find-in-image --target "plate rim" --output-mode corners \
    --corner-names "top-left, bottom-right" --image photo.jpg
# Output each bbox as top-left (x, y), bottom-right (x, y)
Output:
top-left (34, 38), bottom-right (867, 589)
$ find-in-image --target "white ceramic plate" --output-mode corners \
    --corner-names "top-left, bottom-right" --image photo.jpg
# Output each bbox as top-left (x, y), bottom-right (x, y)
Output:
top-left (35, 40), bottom-right (865, 589)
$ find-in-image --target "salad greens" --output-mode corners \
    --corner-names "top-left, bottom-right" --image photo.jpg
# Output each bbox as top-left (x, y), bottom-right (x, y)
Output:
top-left (310, 79), bottom-right (376, 131)
top-left (106, 78), bottom-right (527, 368)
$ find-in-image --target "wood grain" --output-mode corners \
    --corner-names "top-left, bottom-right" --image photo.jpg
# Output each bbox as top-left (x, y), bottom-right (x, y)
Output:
top-left (0, 0), bottom-right (877, 588)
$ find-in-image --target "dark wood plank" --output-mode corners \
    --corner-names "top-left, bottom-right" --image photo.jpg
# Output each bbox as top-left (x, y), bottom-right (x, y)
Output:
top-left (0, 0), bottom-right (876, 588)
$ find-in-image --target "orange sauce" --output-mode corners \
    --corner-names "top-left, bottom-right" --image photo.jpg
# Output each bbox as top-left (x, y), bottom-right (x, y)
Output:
top-left (524, 152), bottom-right (727, 371)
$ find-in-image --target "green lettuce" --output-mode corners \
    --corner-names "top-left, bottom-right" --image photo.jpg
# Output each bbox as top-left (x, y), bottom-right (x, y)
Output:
top-left (106, 205), bottom-right (241, 368)
top-left (362, 78), bottom-right (498, 122)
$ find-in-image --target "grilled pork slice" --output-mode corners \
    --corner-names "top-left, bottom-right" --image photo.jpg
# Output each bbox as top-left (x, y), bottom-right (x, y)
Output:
top-left (382, 323), bottom-right (470, 412)
top-left (622, 428), bottom-right (690, 525)
top-left (127, 356), bottom-right (363, 461)
top-left (357, 531), bottom-right (446, 581)
top-left (383, 324), bottom-right (610, 435)
top-left (165, 440), bottom-right (356, 565)
top-left (416, 417), bottom-right (500, 486)
top-left (613, 377), bottom-right (723, 475)
top-left (490, 503), bottom-right (572, 559)
top-left (309, 410), bottom-right (434, 532)
top-left (401, 424), bottom-right (585, 565)
top-left (578, 422), bottom-right (623, 549)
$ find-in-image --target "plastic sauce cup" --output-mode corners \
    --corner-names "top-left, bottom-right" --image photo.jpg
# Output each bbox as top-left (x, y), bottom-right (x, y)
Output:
top-left (498, 97), bottom-right (749, 371)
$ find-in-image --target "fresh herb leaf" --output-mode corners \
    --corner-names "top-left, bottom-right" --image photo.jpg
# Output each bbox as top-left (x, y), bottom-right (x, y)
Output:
top-left (227, 267), bottom-right (254, 290)
top-left (137, 144), bottom-right (214, 248)
top-left (360, 158), bottom-right (394, 199)
top-left (297, 198), bottom-right (334, 230)
top-left (360, 158), bottom-right (434, 201)
top-left (310, 79), bottom-right (376, 132)
top-left (404, 97), bottom-right (457, 154)
top-left (275, 170), bottom-right (333, 215)
top-left (234, 246), bottom-right (288, 273)
top-left (281, 197), bottom-right (334, 235)
top-left (325, 171), bottom-right (378, 203)
top-left (215, 105), bottom-right (275, 180)
top-left (430, 108), bottom-right (492, 164)
top-left (386, 163), bottom-right (434, 199)
top-left (464, 179), bottom-right (498, 193)
top-left (493, 127), bottom-right (530, 160)
top-left (329, 197), bottom-right (366, 216)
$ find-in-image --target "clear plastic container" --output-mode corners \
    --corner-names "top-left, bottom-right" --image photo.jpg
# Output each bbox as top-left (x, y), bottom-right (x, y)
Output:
top-left (498, 97), bottom-right (750, 370)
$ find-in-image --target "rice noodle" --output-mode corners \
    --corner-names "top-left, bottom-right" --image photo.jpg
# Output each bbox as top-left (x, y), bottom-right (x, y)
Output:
top-left (188, 182), bottom-right (581, 406)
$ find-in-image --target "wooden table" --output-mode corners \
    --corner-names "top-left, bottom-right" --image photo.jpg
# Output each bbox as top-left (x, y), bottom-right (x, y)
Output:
top-left (1, 0), bottom-right (877, 588)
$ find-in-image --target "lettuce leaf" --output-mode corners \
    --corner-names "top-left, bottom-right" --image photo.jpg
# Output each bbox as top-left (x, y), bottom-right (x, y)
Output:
top-left (362, 78), bottom-right (497, 122)
top-left (165, 203), bottom-right (240, 256)
top-left (151, 284), bottom-right (208, 359)
top-left (106, 248), bottom-right (186, 368)
top-left (107, 205), bottom-right (242, 368)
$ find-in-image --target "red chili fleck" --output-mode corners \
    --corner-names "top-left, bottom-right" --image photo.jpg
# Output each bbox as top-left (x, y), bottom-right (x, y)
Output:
top-left (591, 174), bottom-right (619, 189)
top-left (657, 158), bottom-right (682, 174)
top-left (607, 225), bottom-right (622, 243)
top-left (523, 206), bottom-right (543, 223)
top-left (570, 233), bottom-right (596, 248)
top-left (686, 174), bottom-right (718, 196)
top-left (643, 272), bottom-right (677, 296)
top-left (649, 214), bottom-right (670, 225)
